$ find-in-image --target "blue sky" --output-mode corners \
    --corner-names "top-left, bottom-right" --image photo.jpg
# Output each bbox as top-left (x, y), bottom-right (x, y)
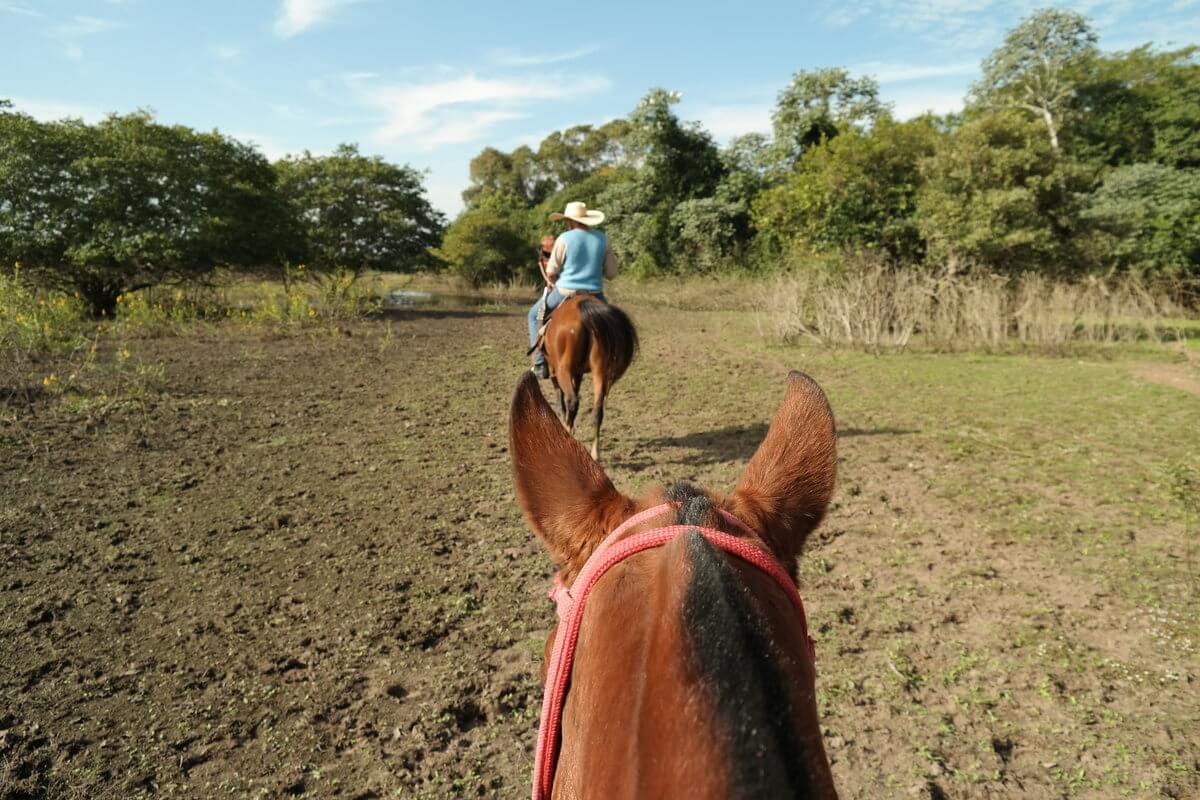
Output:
top-left (3, 0), bottom-right (1198, 215)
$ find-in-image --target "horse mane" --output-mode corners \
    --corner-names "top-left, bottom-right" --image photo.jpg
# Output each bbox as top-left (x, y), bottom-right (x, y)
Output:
top-left (577, 297), bottom-right (638, 384)
top-left (672, 482), bottom-right (819, 799)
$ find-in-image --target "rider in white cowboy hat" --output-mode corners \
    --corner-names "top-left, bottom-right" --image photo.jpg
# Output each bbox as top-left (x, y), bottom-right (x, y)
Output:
top-left (528, 201), bottom-right (619, 378)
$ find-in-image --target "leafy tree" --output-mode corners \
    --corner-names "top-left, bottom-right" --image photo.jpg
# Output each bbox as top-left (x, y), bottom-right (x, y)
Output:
top-left (275, 144), bottom-right (445, 277)
top-left (535, 120), bottom-right (633, 193)
top-left (771, 68), bottom-right (884, 166)
top-left (1147, 49), bottom-right (1200, 168)
top-left (461, 145), bottom-right (545, 207)
top-left (971, 8), bottom-right (1098, 151)
top-left (916, 111), bottom-right (1093, 273)
top-left (1082, 163), bottom-right (1200, 274)
top-left (0, 109), bottom-right (294, 316)
top-left (1066, 45), bottom-right (1200, 168)
top-left (627, 89), bottom-right (725, 202)
top-left (669, 198), bottom-right (747, 272)
top-left (754, 116), bottom-right (941, 261)
top-left (433, 194), bottom-right (533, 287)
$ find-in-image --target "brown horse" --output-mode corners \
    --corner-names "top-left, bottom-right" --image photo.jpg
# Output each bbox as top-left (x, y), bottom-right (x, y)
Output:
top-left (537, 294), bottom-right (637, 460)
top-left (509, 370), bottom-right (840, 799)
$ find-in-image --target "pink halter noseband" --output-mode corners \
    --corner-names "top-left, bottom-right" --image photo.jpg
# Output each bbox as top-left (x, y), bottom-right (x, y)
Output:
top-left (531, 502), bottom-right (816, 800)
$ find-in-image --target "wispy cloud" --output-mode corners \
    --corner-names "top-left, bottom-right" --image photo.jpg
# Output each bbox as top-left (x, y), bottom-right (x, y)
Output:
top-left (852, 60), bottom-right (978, 83)
top-left (691, 103), bottom-right (773, 141)
top-left (274, 0), bottom-right (361, 38)
top-left (495, 45), bottom-right (603, 67)
top-left (2, 3), bottom-right (44, 18)
top-left (9, 96), bottom-right (105, 123)
top-left (344, 71), bottom-right (611, 151)
top-left (230, 131), bottom-right (300, 161)
top-left (890, 88), bottom-right (965, 119)
top-left (210, 43), bottom-right (242, 61)
top-left (818, 1), bottom-right (1163, 51)
top-left (51, 15), bottom-right (123, 60)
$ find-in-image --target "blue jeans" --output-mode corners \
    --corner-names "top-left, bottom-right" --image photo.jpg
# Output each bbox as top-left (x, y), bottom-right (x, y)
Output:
top-left (528, 289), bottom-right (605, 369)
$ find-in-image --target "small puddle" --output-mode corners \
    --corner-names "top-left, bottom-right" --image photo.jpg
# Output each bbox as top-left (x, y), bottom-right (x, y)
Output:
top-left (382, 289), bottom-right (528, 310)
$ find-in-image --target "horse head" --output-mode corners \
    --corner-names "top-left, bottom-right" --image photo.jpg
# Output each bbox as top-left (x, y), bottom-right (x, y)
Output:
top-left (509, 370), bottom-right (840, 799)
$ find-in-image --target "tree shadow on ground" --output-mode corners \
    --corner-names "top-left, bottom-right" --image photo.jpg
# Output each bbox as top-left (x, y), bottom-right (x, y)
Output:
top-left (610, 423), bottom-right (918, 471)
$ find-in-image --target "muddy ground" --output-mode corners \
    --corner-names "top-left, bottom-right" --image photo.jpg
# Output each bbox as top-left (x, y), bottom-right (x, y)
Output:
top-left (2, 300), bottom-right (1198, 798)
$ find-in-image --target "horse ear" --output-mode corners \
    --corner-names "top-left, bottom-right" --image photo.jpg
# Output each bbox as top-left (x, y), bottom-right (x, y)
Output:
top-left (730, 371), bottom-right (837, 565)
top-left (509, 373), bottom-right (633, 573)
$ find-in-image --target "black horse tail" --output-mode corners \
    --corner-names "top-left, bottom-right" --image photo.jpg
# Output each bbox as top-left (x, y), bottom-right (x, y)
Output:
top-left (578, 297), bottom-right (638, 385)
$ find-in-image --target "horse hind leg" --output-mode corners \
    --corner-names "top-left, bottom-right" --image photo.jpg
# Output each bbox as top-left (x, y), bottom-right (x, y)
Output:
top-left (590, 377), bottom-right (608, 461)
top-left (551, 376), bottom-right (566, 423)
top-left (563, 376), bottom-right (581, 435)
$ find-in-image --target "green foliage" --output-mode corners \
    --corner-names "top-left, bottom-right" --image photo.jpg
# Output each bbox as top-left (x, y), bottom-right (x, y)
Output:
top-left (0, 109), bottom-right (293, 317)
top-left (534, 120), bottom-right (633, 195)
top-left (971, 8), bottom-right (1098, 151)
top-left (917, 111), bottom-right (1094, 273)
top-left (434, 195), bottom-right (534, 287)
top-left (771, 68), bottom-right (884, 165)
top-left (669, 198), bottom-right (747, 272)
top-left (275, 144), bottom-right (445, 276)
top-left (753, 116), bottom-right (941, 261)
top-left (461, 121), bottom-right (633, 209)
top-left (0, 264), bottom-right (87, 360)
top-left (1082, 164), bottom-right (1200, 275)
top-left (1067, 46), bottom-right (1200, 169)
top-left (627, 88), bottom-right (726, 202)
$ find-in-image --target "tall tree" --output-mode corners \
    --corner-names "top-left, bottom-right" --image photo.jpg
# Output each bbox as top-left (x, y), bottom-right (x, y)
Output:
top-left (771, 68), bottom-right (884, 166)
top-left (0, 109), bottom-right (295, 316)
top-left (275, 144), bottom-right (445, 276)
top-left (754, 115), bottom-right (942, 261)
top-left (916, 110), bottom-right (1093, 273)
top-left (971, 8), bottom-right (1098, 152)
top-left (626, 88), bottom-right (725, 201)
top-left (1083, 163), bottom-right (1200, 275)
top-left (461, 145), bottom-right (544, 207)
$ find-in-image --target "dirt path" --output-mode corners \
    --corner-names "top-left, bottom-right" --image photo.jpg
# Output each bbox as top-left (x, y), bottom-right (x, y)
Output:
top-left (1134, 362), bottom-right (1200, 397)
top-left (2, 305), bottom-right (1197, 799)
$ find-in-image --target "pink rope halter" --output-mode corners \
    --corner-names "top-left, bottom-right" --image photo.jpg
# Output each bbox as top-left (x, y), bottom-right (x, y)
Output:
top-left (531, 502), bottom-right (816, 800)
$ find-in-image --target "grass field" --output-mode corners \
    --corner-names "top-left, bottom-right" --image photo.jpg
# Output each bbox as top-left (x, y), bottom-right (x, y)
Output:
top-left (1, 292), bottom-right (1198, 798)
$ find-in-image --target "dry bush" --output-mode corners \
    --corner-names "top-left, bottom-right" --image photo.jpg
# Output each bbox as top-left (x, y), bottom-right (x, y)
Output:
top-left (766, 257), bottom-right (1188, 353)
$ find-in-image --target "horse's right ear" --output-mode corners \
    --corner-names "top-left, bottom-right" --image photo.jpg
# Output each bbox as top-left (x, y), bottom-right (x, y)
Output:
top-left (730, 371), bottom-right (837, 567)
top-left (509, 373), bottom-right (633, 574)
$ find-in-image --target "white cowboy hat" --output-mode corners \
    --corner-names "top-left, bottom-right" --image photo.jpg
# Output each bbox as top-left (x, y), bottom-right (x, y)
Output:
top-left (549, 201), bottom-right (605, 227)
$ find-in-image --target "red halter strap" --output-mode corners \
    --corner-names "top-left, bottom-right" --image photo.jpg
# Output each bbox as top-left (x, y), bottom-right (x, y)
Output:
top-left (531, 502), bottom-right (815, 800)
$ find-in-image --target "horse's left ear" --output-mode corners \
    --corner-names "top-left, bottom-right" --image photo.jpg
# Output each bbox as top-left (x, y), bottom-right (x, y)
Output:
top-left (730, 371), bottom-right (837, 566)
top-left (509, 373), bottom-right (633, 573)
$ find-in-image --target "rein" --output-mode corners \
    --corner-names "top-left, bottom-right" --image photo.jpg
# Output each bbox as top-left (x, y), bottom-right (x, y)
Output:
top-left (531, 502), bottom-right (816, 800)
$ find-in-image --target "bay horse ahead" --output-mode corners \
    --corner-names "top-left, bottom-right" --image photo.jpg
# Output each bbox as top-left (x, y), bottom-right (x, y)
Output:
top-left (532, 293), bottom-right (637, 461)
top-left (509, 369), bottom-right (840, 799)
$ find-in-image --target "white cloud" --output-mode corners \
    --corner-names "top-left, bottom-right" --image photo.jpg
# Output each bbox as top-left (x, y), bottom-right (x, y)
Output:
top-left (852, 60), bottom-right (978, 83)
top-left (9, 97), bottom-right (106, 123)
top-left (2, 4), bottom-right (44, 17)
top-left (349, 72), bottom-right (610, 151)
top-left (210, 43), bottom-right (242, 61)
top-left (422, 169), bottom-right (468, 217)
top-left (51, 14), bottom-right (123, 59)
top-left (890, 89), bottom-right (965, 119)
top-left (495, 45), bottom-right (602, 67)
top-left (230, 131), bottom-right (303, 162)
top-left (691, 103), bottom-right (773, 141)
top-left (273, 0), bottom-right (361, 38)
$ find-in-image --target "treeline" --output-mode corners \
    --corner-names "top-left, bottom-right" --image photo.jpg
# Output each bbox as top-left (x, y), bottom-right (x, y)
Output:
top-left (0, 106), bottom-right (445, 316)
top-left (441, 9), bottom-right (1199, 286)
